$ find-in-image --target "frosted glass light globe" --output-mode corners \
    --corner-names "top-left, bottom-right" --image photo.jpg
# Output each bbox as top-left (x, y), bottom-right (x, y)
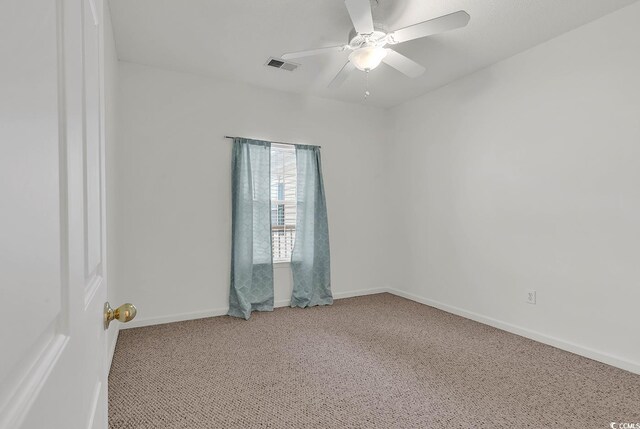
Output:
top-left (349, 46), bottom-right (387, 71)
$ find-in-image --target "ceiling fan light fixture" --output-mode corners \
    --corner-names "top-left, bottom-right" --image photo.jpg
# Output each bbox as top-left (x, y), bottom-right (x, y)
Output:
top-left (280, 0), bottom-right (470, 88)
top-left (348, 46), bottom-right (387, 71)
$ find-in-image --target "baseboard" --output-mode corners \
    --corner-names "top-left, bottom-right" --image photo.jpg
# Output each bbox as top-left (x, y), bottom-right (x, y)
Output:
top-left (107, 324), bottom-right (120, 372)
top-left (122, 287), bottom-right (388, 330)
top-left (385, 288), bottom-right (640, 375)
top-left (334, 287), bottom-right (387, 300)
top-left (122, 306), bottom-right (230, 329)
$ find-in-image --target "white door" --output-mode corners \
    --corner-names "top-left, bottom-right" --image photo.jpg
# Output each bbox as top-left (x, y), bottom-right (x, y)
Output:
top-left (1, 0), bottom-right (118, 428)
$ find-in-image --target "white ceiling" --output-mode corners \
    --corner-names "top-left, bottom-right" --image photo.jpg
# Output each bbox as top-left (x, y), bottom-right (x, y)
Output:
top-left (109, 0), bottom-right (638, 108)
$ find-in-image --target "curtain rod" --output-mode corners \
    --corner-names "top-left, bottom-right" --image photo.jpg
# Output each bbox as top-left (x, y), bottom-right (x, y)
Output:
top-left (224, 136), bottom-right (320, 148)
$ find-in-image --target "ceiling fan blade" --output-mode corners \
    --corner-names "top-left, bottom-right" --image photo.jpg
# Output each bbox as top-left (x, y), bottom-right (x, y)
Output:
top-left (344, 0), bottom-right (374, 34)
top-left (382, 49), bottom-right (425, 78)
top-left (389, 10), bottom-right (470, 44)
top-left (328, 61), bottom-right (356, 88)
top-left (282, 45), bottom-right (346, 60)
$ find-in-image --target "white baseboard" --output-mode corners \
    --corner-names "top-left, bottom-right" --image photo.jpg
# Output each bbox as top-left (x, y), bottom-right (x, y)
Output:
top-left (122, 306), bottom-right (230, 329)
top-left (385, 288), bottom-right (640, 375)
top-left (334, 287), bottom-right (387, 299)
top-left (107, 324), bottom-right (120, 372)
top-left (122, 287), bottom-right (388, 330)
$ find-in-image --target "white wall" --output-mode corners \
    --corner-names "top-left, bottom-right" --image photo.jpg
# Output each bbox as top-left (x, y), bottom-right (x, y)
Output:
top-left (112, 62), bottom-right (391, 326)
top-left (390, 2), bottom-right (640, 373)
top-left (104, 0), bottom-right (120, 364)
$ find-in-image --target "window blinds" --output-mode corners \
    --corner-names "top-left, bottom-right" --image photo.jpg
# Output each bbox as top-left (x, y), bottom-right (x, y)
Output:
top-left (270, 143), bottom-right (297, 262)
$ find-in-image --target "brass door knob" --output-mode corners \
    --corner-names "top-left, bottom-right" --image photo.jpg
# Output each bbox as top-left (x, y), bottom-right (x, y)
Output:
top-left (104, 302), bottom-right (137, 329)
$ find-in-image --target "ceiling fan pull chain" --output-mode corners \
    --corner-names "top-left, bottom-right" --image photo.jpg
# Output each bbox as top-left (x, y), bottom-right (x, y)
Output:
top-left (364, 70), bottom-right (370, 99)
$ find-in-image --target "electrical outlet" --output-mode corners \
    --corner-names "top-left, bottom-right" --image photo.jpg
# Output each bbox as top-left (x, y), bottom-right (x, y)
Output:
top-left (526, 290), bottom-right (536, 305)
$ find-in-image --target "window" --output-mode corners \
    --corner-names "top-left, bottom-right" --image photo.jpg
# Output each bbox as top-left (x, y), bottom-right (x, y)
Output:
top-left (270, 144), bottom-right (297, 262)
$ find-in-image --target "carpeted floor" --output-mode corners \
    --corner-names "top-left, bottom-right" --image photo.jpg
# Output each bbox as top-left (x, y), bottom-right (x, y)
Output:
top-left (109, 293), bottom-right (639, 428)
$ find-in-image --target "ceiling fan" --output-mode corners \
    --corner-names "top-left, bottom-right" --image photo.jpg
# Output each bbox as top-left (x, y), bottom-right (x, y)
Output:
top-left (281, 0), bottom-right (470, 88)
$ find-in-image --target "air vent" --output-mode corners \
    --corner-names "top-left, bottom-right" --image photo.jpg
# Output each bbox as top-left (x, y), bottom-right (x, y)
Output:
top-left (265, 57), bottom-right (299, 72)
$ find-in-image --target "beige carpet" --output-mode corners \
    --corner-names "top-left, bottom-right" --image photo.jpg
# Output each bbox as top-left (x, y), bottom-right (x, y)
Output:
top-left (109, 293), bottom-right (639, 428)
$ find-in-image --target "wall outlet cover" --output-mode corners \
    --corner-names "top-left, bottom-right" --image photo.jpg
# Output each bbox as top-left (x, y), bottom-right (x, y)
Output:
top-left (527, 290), bottom-right (537, 305)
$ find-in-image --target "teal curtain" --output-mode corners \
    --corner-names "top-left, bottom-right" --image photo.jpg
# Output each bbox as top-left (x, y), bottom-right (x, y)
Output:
top-left (290, 145), bottom-right (332, 308)
top-left (228, 138), bottom-right (274, 319)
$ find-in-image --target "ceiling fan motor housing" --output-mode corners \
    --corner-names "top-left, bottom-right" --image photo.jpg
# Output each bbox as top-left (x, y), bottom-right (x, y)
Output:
top-left (347, 25), bottom-right (388, 50)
